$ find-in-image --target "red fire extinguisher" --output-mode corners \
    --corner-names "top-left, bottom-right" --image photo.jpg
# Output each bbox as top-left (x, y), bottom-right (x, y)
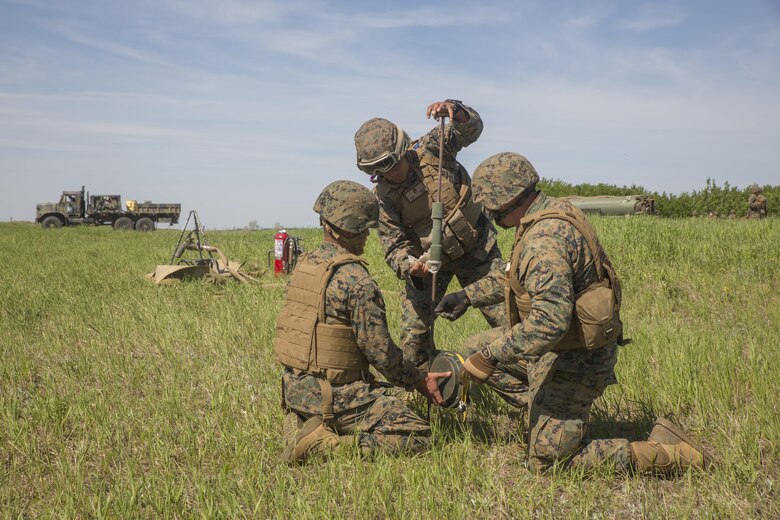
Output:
top-left (273, 230), bottom-right (289, 277)
top-left (268, 230), bottom-right (303, 277)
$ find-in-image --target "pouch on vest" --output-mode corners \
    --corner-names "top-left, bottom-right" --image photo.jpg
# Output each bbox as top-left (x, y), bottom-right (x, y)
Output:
top-left (573, 281), bottom-right (622, 349)
top-left (440, 231), bottom-right (466, 259)
top-left (446, 207), bottom-right (479, 251)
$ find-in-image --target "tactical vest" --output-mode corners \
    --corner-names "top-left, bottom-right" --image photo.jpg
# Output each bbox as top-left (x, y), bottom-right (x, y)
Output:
top-left (378, 144), bottom-right (482, 262)
top-left (274, 252), bottom-right (371, 419)
top-left (506, 208), bottom-right (623, 351)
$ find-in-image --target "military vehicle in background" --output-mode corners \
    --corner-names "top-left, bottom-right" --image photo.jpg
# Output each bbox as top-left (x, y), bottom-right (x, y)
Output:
top-left (563, 195), bottom-right (655, 216)
top-left (36, 187), bottom-right (181, 230)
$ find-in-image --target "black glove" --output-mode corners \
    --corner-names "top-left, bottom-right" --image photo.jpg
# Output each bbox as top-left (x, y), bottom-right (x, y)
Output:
top-left (434, 290), bottom-right (471, 321)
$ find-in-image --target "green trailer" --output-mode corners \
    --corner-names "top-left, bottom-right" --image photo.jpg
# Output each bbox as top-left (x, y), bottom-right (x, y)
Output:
top-left (563, 195), bottom-right (655, 216)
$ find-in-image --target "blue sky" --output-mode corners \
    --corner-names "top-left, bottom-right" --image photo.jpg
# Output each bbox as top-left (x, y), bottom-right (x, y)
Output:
top-left (1, 0), bottom-right (779, 228)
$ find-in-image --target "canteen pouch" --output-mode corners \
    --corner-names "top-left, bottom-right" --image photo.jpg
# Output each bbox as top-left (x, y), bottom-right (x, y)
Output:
top-left (446, 207), bottom-right (479, 250)
top-left (573, 283), bottom-right (621, 349)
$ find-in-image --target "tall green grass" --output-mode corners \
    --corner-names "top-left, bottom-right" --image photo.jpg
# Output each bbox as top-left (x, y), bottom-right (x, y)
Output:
top-left (1, 217), bottom-right (778, 518)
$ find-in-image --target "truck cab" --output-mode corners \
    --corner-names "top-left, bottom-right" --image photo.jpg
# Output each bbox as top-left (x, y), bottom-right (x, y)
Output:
top-left (36, 188), bottom-right (88, 228)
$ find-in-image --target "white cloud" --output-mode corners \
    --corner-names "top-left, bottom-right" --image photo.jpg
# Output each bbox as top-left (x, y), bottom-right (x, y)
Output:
top-left (47, 22), bottom-right (173, 66)
top-left (333, 7), bottom-right (499, 30)
top-left (617, 4), bottom-right (685, 32)
top-left (563, 3), bottom-right (614, 30)
top-left (156, 0), bottom-right (292, 25)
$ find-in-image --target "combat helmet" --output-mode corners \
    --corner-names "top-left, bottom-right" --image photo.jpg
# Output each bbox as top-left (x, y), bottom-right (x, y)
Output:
top-left (472, 152), bottom-right (540, 211)
top-left (751, 184), bottom-right (762, 194)
top-left (354, 118), bottom-right (410, 175)
top-left (313, 180), bottom-right (378, 234)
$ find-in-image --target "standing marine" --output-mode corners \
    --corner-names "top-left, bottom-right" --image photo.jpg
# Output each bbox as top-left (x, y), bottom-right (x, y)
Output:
top-left (437, 152), bottom-right (712, 474)
top-left (274, 180), bottom-right (450, 463)
top-left (353, 100), bottom-right (505, 367)
top-left (747, 185), bottom-right (768, 219)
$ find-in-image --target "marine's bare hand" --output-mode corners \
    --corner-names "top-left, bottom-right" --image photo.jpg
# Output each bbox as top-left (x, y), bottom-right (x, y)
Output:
top-left (417, 370), bottom-right (452, 406)
top-left (426, 100), bottom-right (456, 121)
top-left (409, 260), bottom-right (430, 277)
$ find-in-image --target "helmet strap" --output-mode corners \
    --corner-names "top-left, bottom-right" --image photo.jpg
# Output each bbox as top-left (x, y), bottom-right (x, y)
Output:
top-left (394, 123), bottom-right (407, 157)
top-left (321, 219), bottom-right (367, 255)
top-left (321, 219), bottom-right (342, 241)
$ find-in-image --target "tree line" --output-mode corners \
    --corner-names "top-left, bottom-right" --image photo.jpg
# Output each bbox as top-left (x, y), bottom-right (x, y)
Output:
top-left (538, 178), bottom-right (776, 217)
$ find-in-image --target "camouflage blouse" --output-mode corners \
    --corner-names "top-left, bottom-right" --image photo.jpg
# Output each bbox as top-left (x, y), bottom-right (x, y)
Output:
top-left (464, 193), bottom-right (619, 377)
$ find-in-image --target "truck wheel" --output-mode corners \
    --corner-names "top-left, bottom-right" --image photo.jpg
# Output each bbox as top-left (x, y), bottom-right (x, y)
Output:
top-left (135, 217), bottom-right (155, 232)
top-left (41, 216), bottom-right (63, 229)
top-left (113, 217), bottom-right (134, 230)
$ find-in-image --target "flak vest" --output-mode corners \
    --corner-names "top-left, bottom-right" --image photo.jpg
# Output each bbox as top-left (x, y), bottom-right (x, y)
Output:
top-left (274, 252), bottom-right (371, 421)
top-left (377, 143), bottom-right (483, 261)
top-left (506, 208), bottom-right (624, 351)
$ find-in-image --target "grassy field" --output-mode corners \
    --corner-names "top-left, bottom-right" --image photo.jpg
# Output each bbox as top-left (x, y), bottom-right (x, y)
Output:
top-left (1, 217), bottom-right (778, 518)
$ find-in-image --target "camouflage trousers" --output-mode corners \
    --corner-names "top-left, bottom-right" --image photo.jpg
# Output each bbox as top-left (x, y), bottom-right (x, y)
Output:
top-left (527, 367), bottom-right (631, 473)
top-left (457, 330), bottom-right (631, 472)
top-left (401, 244), bottom-right (506, 366)
top-left (458, 327), bottom-right (529, 409)
top-left (286, 395), bottom-right (431, 458)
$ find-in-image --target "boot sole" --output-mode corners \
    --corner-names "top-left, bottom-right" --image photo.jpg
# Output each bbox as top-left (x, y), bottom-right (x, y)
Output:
top-left (652, 417), bottom-right (713, 467)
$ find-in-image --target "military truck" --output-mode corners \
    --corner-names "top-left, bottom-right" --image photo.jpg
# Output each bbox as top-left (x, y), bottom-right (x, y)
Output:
top-left (563, 195), bottom-right (655, 216)
top-left (36, 187), bottom-right (181, 230)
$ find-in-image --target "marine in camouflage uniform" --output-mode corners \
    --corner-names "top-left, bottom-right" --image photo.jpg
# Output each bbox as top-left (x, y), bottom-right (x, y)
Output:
top-left (747, 185), bottom-right (768, 219)
top-left (438, 153), bottom-right (712, 475)
top-left (354, 100), bottom-right (505, 367)
top-left (274, 180), bottom-right (449, 463)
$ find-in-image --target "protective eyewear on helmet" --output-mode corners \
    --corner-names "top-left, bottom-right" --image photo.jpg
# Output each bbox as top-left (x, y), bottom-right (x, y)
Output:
top-left (357, 123), bottom-right (408, 176)
top-left (357, 152), bottom-right (401, 175)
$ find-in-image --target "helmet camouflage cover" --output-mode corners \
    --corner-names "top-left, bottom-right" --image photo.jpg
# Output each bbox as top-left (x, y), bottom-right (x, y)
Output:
top-left (472, 152), bottom-right (540, 211)
top-left (354, 118), bottom-right (410, 172)
top-left (751, 184), bottom-right (761, 194)
top-left (313, 180), bottom-right (378, 234)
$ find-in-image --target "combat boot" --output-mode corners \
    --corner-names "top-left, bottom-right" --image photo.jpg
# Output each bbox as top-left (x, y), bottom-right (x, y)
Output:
top-left (286, 416), bottom-right (340, 464)
top-left (281, 412), bottom-right (303, 462)
top-left (630, 417), bottom-right (712, 474)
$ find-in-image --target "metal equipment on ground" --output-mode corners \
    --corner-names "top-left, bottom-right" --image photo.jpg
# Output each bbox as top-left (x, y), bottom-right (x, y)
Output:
top-left (146, 211), bottom-right (261, 284)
